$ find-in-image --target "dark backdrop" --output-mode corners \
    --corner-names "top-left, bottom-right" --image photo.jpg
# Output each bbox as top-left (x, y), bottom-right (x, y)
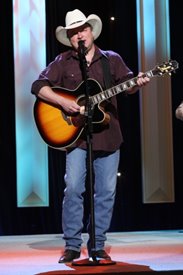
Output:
top-left (0, 0), bottom-right (182, 236)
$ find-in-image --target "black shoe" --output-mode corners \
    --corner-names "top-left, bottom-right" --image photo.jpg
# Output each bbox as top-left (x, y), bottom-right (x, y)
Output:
top-left (92, 250), bottom-right (111, 260)
top-left (58, 249), bottom-right (80, 263)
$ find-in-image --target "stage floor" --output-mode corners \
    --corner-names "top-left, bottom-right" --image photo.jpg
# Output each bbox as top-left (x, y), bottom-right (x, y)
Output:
top-left (0, 230), bottom-right (183, 275)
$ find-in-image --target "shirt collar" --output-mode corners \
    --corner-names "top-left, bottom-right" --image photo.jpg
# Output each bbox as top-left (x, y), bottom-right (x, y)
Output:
top-left (65, 45), bottom-right (106, 63)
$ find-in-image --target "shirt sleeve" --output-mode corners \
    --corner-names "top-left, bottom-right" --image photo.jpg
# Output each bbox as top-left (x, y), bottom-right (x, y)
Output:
top-left (31, 54), bottom-right (63, 95)
top-left (107, 50), bottom-right (134, 85)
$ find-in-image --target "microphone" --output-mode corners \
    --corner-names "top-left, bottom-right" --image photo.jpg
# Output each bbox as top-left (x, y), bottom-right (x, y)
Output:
top-left (78, 40), bottom-right (87, 57)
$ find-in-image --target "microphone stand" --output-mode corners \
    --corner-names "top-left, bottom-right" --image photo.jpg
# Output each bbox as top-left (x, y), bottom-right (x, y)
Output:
top-left (72, 41), bottom-right (115, 266)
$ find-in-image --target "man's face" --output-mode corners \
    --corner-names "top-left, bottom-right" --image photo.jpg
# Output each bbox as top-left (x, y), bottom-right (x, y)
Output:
top-left (67, 23), bottom-right (94, 51)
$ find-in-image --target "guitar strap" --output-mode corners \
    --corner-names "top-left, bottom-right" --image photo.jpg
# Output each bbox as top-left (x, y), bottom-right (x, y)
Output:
top-left (100, 55), bottom-right (112, 89)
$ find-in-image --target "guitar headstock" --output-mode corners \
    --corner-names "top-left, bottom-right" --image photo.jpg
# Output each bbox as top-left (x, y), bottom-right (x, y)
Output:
top-left (152, 60), bottom-right (179, 76)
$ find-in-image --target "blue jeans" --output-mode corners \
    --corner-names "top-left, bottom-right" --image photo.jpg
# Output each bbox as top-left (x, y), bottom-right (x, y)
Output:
top-left (62, 148), bottom-right (120, 253)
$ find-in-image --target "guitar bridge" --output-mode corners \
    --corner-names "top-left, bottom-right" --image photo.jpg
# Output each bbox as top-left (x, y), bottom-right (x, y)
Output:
top-left (61, 111), bottom-right (72, 125)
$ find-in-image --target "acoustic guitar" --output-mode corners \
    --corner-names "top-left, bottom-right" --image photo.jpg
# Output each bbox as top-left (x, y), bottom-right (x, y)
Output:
top-left (33, 60), bottom-right (178, 150)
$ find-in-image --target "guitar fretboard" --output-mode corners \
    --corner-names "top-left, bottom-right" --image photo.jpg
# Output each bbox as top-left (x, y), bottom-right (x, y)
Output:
top-left (90, 70), bottom-right (154, 105)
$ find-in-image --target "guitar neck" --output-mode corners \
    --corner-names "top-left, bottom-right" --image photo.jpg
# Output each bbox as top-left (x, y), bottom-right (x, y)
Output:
top-left (90, 70), bottom-right (155, 105)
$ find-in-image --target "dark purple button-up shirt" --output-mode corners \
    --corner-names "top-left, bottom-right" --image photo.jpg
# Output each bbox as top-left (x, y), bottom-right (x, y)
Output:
top-left (31, 46), bottom-right (133, 151)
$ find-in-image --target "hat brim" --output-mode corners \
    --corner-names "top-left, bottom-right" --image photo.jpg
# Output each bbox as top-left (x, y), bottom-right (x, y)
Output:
top-left (55, 14), bottom-right (102, 47)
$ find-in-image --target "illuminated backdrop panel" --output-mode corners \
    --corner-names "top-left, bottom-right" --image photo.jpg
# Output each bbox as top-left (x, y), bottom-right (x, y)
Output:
top-left (13, 0), bottom-right (49, 207)
top-left (136, 0), bottom-right (174, 203)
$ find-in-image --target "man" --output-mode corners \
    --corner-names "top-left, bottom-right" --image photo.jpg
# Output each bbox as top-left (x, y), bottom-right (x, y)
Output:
top-left (175, 102), bottom-right (183, 121)
top-left (31, 9), bottom-right (150, 263)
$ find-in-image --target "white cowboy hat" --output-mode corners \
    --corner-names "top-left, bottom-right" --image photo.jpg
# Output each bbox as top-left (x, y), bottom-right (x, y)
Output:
top-left (55, 9), bottom-right (102, 47)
